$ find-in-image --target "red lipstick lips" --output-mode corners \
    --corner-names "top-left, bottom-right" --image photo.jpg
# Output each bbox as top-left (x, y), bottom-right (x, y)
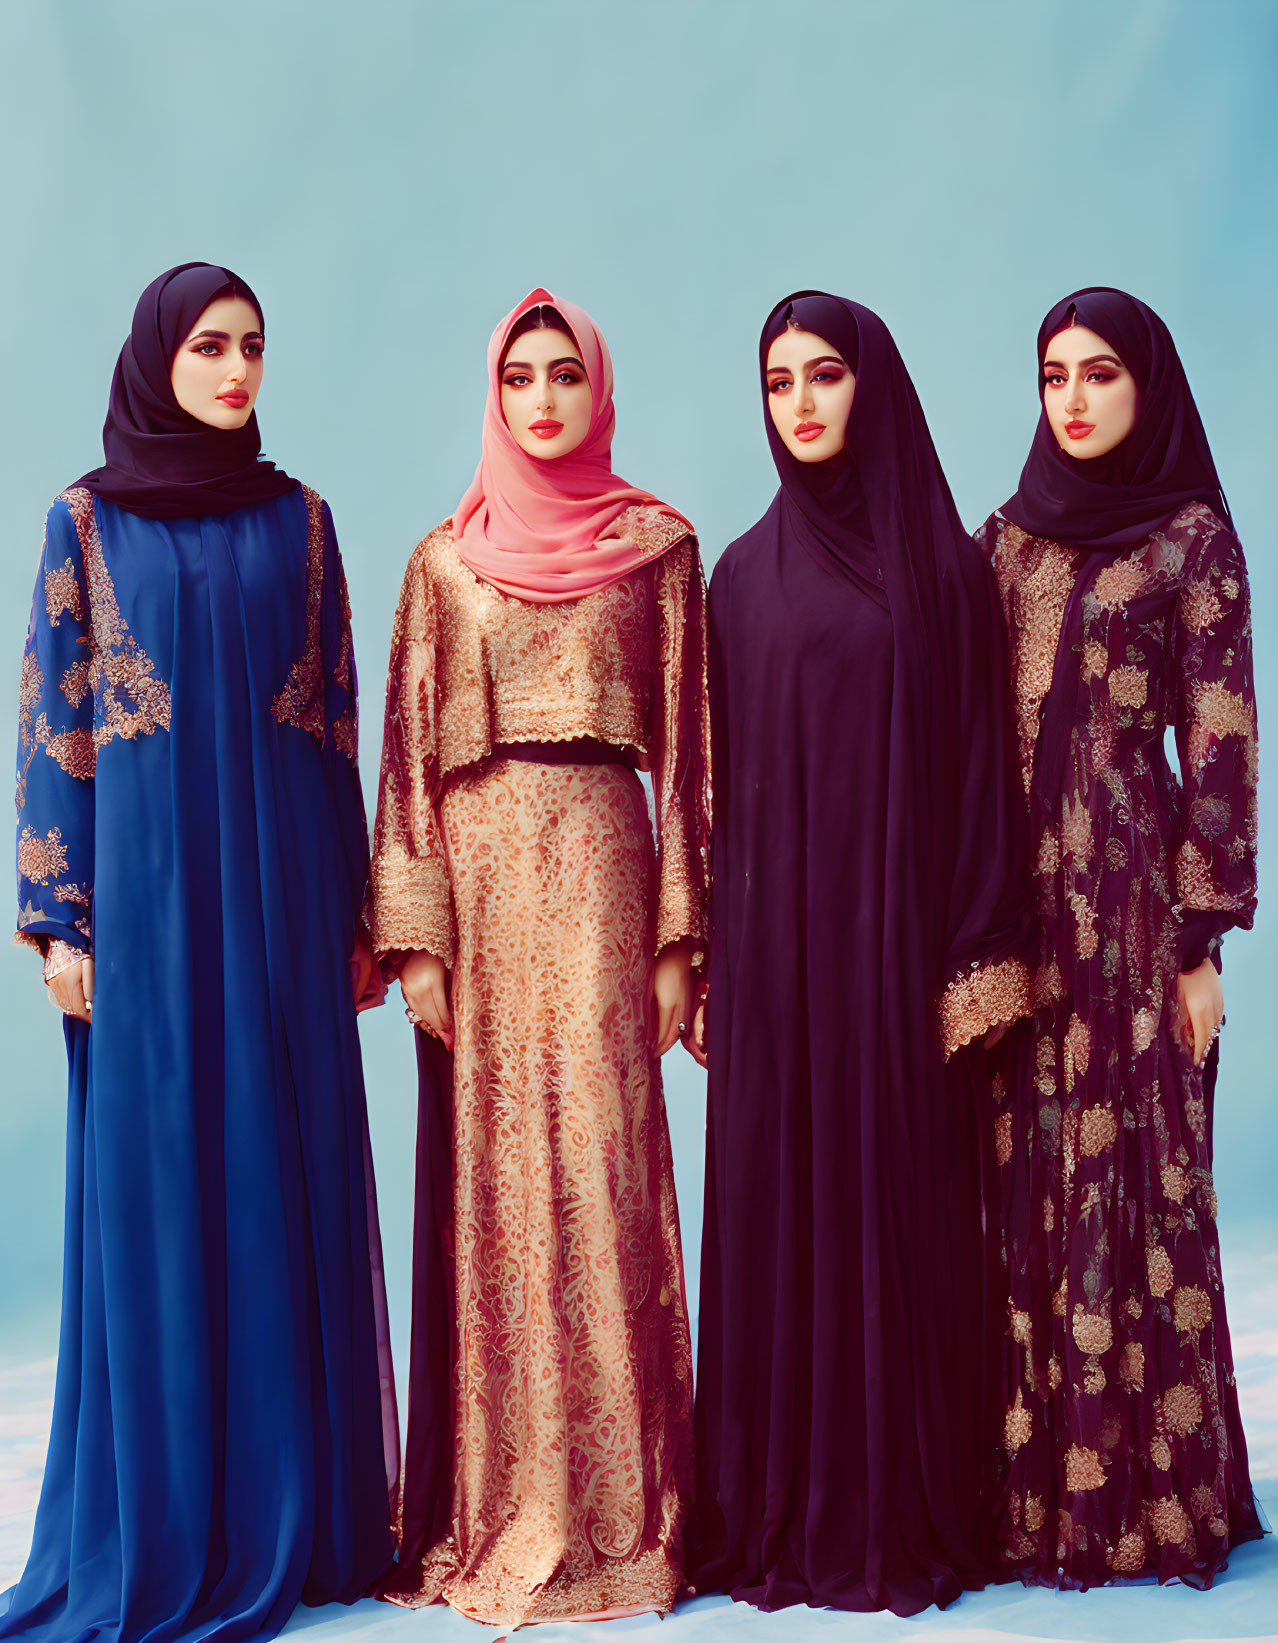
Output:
top-left (218, 391), bottom-right (249, 409)
top-left (1065, 419), bottom-right (1095, 440)
top-left (794, 422), bottom-right (826, 443)
top-left (529, 419), bottom-right (564, 440)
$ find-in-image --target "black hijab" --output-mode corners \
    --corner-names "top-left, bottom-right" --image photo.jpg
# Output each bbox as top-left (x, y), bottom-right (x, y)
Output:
top-left (1002, 286), bottom-right (1228, 552)
top-left (758, 292), bottom-right (974, 707)
top-left (753, 292), bottom-right (1026, 977)
top-left (74, 262), bottom-right (298, 520)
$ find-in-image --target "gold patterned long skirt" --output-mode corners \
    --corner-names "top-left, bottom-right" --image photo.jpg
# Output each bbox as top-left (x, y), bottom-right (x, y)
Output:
top-left (399, 757), bottom-right (693, 1626)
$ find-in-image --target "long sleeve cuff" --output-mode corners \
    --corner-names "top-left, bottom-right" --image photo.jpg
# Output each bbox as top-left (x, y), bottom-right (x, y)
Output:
top-left (940, 954), bottom-right (1031, 1059)
top-left (367, 848), bottom-right (455, 966)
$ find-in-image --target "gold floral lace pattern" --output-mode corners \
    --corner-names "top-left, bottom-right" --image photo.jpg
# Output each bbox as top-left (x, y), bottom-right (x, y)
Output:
top-left (389, 759), bottom-right (693, 1627)
top-left (332, 560), bottom-right (358, 761)
top-left (60, 488), bottom-right (172, 751)
top-left (369, 512), bottom-right (710, 964)
top-left (939, 955), bottom-right (1030, 1058)
top-left (981, 504), bottom-right (1258, 1584)
top-left (271, 484), bottom-right (328, 742)
top-left (45, 556), bottom-right (84, 625)
top-left (366, 847), bottom-right (455, 965)
top-left (43, 936), bottom-right (88, 980)
top-left (981, 518), bottom-right (1076, 796)
top-left (34, 721), bottom-right (95, 780)
top-left (17, 825), bottom-right (69, 883)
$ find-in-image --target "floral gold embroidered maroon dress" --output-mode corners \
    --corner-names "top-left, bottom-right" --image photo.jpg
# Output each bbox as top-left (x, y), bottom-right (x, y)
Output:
top-left (979, 287), bottom-right (1262, 1588)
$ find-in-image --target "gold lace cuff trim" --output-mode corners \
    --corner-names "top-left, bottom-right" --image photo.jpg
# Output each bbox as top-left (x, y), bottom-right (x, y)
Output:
top-left (368, 849), bottom-right (455, 965)
top-left (940, 955), bottom-right (1030, 1059)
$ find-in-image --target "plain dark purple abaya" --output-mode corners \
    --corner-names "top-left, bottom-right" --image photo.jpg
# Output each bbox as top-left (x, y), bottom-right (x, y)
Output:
top-left (688, 295), bottom-right (1032, 1615)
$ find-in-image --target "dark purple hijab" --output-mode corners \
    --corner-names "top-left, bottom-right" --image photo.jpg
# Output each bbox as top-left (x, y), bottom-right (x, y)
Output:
top-left (1002, 286), bottom-right (1228, 552)
top-left (1006, 289), bottom-right (1234, 883)
top-left (759, 291), bottom-right (1024, 974)
top-left (74, 262), bottom-right (298, 520)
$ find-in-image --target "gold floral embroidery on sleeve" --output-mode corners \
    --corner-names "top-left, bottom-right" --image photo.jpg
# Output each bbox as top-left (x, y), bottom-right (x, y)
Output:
top-left (35, 718), bottom-right (96, 781)
top-left (272, 484), bottom-right (328, 742)
top-left (368, 530), bottom-right (457, 964)
top-left (940, 954), bottom-right (1031, 1058)
top-left (60, 488), bottom-right (171, 751)
top-left (61, 656), bottom-right (91, 710)
top-left (17, 825), bottom-right (69, 883)
top-left (1174, 841), bottom-right (1247, 913)
top-left (366, 849), bottom-right (455, 965)
top-left (1182, 680), bottom-right (1257, 784)
top-left (649, 536), bottom-right (711, 955)
top-left (45, 557), bottom-right (84, 625)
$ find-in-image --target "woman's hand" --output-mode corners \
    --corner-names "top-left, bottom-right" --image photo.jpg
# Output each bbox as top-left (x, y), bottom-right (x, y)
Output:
top-left (48, 957), bottom-right (94, 1024)
top-left (401, 950), bottom-right (453, 1051)
top-left (684, 999), bottom-right (709, 1069)
top-left (652, 941), bottom-right (695, 1057)
top-left (1177, 957), bottom-right (1224, 1068)
top-left (349, 926), bottom-right (384, 1011)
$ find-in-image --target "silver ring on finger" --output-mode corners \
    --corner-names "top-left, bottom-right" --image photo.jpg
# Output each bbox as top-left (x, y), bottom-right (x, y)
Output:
top-left (405, 1005), bottom-right (422, 1026)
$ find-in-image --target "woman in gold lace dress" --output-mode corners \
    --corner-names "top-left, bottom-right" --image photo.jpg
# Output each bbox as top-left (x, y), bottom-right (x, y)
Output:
top-left (369, 290), bottom-right (708, 1625)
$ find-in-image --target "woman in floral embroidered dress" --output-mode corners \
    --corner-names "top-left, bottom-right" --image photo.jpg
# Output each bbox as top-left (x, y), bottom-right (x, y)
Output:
top-left (978, 286), bottom-right (1262, 1587)
top-left (5, 264), bottom-right (397, 1643)
top-left (369, 290), bottom-right (707, 1626)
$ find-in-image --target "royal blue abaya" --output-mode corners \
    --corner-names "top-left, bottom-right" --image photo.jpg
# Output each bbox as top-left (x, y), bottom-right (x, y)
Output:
top-left (7, 482), bottom-right (396, 1643)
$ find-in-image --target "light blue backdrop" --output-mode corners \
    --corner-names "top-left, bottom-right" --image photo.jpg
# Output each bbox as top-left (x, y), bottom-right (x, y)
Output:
top-left (1, 0), bottom-right (1274, 1391)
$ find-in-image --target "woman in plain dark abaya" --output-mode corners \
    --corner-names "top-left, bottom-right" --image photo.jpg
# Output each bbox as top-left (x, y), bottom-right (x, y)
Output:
top-left (4, 263), bottom-right (397, 1643)
top-left (977, 288), bottom-right (1261, 1586)
top-left (687, 292), bottom-right (1033, 1615)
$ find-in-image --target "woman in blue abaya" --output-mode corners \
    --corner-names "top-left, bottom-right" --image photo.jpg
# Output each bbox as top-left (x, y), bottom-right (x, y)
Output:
top-left (5, 262), bottom-right (397, 1643)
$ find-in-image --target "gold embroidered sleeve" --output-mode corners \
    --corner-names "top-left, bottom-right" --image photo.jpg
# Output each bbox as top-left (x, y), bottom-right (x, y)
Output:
top-left (940, 955), bottom-right (1031, 1059)
top-left (1170, 510), bottom-right (1258, 946)
top-left (15, 498), bottom-right (97, 960)
top-left (649, 537), bottom-right (711, 957)
top-left (367, 535), bottom-right (456, 965)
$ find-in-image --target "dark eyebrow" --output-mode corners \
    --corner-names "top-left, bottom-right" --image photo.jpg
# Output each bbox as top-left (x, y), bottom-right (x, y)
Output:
top-left (1043, 353), bottom-right (1123, 369)
top-left (502, 355), bottom-right (584, 372)
top-left (766, 355), bottom-right (846, 373)
top-left (187, 329), bottom-right (265, 343)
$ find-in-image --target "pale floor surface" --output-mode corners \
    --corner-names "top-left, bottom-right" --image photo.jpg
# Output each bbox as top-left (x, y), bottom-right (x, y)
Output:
top-left (3, 1247), bottom-right (1276, 1643)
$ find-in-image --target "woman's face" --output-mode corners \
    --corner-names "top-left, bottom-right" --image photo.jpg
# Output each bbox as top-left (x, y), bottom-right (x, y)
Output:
top-left (765, 326), bottom-right (856, 463)
top-left (169, 295), bottom-right (264, 429)
top-left (499, 326), bottom-right (593, 459)
top-left (1041, 323), bottom-right (1139, 459)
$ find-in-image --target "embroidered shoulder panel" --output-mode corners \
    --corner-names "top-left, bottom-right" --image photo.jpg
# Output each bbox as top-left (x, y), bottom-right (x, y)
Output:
top-left (614, 503), bottom-right (694, 562)
top-left (59, 487), bottom-right (172, 753)
top-left (272, 484), bottom-right (328, 743)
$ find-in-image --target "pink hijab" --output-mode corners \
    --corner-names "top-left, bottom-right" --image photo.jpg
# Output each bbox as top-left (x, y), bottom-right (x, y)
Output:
top-left (452, 288), bottom-right (693, 603)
